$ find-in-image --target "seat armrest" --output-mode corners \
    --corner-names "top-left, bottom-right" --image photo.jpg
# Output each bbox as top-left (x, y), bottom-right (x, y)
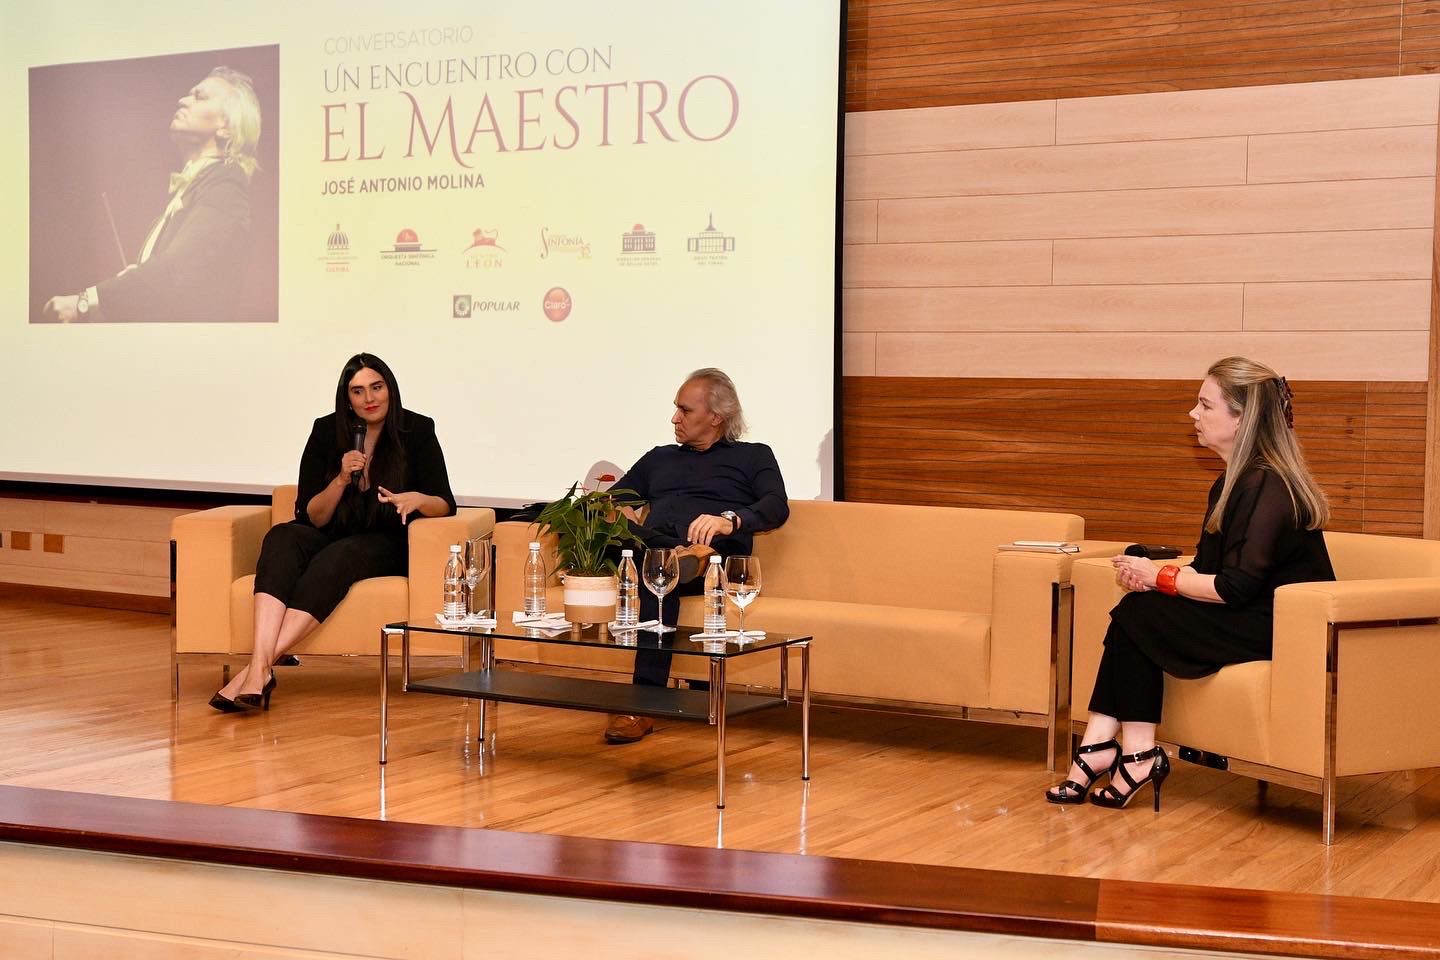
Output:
top-left (988, 541), bottom-right (1130, 712)
top-left (406, 508), bottom-right (496, 623)
top-left (172, 505), bottom-right (272, 654)
top-left (1269, 578), bottom-right (1440, 776)
top-left (493, 521), bottom-right (561, 621)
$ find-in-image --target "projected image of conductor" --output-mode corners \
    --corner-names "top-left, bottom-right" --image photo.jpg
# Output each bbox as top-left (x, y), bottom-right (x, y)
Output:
top-left (42, 67), bottom-right (260, 323)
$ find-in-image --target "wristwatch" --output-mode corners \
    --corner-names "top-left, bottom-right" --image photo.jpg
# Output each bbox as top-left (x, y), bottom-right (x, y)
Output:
top-left (720, 510), bottom-right (740, 531)
top-left (76, 291), bottom-right (90, 318)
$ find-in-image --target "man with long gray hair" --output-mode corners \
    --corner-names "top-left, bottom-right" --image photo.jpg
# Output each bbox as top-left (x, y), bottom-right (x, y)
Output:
top-left (603, 367), bottom-right (790, 744)
top-left (43, 66), bottom-right (260, 323)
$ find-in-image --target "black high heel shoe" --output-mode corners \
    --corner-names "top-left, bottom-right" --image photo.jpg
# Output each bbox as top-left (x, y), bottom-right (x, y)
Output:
top-left (1045, 738), bottom-right (1120, 804)
top-left (1089, 745), bottom-right (1170, 811)
top-left (235, 673), bottom-right (277, 712)
top-left (208, 692), bottom-right (246, 713)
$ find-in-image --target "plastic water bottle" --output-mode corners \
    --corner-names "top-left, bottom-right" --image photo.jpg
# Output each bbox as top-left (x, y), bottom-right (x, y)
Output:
top-left (703, 555), bottom-right (728, 634)
top-left (615, 549), bottom-right (640, 627)
top-left (523, 542), bottom-right (547, 617)
top-left (443, 544), bottom-right (465, 618)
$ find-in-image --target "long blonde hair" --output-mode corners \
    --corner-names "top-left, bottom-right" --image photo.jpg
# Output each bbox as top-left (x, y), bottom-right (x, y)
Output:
top-left (1204, 357), bottom-right (1329, 533)
top-left (208, 67), bottom-right (261, 178)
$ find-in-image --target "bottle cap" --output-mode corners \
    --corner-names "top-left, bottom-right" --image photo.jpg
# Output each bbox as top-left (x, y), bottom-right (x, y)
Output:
top-left (450, 544), bottom-right (461, 552)
top-left (709, 554), bottom-right (722, 563)
top-left (528, 541), bottom-right (541, 549)
top-left (621, 549), bottom-right (633, 557)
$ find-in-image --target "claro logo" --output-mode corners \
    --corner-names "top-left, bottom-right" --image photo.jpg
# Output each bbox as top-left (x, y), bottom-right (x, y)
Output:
top-left (542, 287), bottom-right (572, 322)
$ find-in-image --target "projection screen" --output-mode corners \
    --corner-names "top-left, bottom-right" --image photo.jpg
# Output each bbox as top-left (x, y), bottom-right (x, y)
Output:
top-left (1, 1), bottom-right (844, 504)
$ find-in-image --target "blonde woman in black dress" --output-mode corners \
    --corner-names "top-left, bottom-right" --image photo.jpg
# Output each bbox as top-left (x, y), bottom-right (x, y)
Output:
top-left (1047, 357), bottom-right (1334, 809)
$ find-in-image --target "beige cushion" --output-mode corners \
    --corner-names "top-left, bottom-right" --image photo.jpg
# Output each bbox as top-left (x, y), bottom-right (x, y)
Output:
top-left (230, 575), bottom-right (460, 657)
top-left (1158, 661), bottom-right (1272, 766)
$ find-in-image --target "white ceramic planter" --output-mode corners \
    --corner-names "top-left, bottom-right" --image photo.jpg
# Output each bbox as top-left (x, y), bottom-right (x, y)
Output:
top-left (562, 573), bottom-right (618, 625)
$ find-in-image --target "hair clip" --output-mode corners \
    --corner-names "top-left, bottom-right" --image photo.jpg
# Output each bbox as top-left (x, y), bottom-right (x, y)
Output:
top-left (1274, 376), bottom-right (1294, 429)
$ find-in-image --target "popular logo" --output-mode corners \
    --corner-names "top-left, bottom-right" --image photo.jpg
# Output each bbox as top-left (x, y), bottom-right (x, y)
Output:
top-left (542, 286), bottom-right (572, 322)
top-left (452, 294), bottom-right (520, 317)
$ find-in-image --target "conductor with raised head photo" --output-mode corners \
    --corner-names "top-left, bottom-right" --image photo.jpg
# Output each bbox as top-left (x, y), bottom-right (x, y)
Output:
top-left (42, 66), bottom-right (260, 323)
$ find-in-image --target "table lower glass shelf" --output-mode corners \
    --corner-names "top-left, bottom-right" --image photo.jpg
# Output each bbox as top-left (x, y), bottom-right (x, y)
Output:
top-left (407, 669), bottom-right (786, 722)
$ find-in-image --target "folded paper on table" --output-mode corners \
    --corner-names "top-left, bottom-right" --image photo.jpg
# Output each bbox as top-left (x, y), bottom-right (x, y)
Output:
top-left (435, 613), bottom-right (498, 630)
top-left (512, 611), bottom-right (573, 630)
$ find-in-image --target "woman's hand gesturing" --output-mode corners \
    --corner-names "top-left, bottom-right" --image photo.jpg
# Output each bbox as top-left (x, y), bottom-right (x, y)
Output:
top-left (377, 487), bottom-right (425, 524)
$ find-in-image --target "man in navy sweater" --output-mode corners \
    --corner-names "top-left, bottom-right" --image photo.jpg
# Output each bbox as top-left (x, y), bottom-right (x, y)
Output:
top-left (605, 367), bottom-right (789, 744)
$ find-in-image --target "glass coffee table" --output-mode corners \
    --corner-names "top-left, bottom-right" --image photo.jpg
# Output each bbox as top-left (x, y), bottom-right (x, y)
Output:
top-left (378, 620), bottom-right (812, 808)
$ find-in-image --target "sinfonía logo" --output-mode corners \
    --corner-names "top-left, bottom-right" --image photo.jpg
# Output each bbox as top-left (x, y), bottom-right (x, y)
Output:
top-left (542, 286), bottom-right (572, 322)
top-left (380, 228), bottom-right (436, 266)
top-left (453, 294), bottom-right (520, 318)
top-left (540, 227), bottom-right (591, 261)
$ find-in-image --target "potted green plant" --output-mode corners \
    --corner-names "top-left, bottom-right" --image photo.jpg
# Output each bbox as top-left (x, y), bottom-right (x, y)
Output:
top-left (533, 482), bottom-right (646, 624)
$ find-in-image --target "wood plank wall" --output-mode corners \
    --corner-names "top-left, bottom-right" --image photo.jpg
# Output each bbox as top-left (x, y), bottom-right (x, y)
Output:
top-left (840, 26), bottom-right (1439, 542)
top-left (844, 377), bottom-right (1428, 543)
top-left (843, 76), bottom-right (1437, 379)
top-left (846, 0), bottom-right (1440, 111)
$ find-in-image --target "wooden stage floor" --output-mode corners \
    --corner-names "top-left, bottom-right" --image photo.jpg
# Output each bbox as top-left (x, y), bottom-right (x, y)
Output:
top-left (5, 597), bottom-right (1440, 904)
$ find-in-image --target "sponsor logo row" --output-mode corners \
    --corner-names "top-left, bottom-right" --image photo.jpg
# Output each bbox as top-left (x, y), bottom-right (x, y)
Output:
top-left (320, 215), bottom-right (737, 272)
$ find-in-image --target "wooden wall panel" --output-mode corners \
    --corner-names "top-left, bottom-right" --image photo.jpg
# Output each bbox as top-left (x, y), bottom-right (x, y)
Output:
top-left (842, 377), bottom-right (1428, 544)
top-left (846, 1), bottom-right (1440, 112)
top-left (843, 76), bottom-right (1438, 385)
top-left (0, 499), bottom-right (184, 598)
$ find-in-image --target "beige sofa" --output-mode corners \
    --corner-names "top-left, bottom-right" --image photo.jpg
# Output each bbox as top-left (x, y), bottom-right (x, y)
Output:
top-left (1071, 531), bottom-right (1440, 842)
top-left (494, 499), bottom-right (1121, 769)
top-left (171, 485), bottom-right (494, 695)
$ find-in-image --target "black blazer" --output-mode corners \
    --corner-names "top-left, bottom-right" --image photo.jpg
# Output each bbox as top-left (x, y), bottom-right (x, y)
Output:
top-left (295, 411), bottom-right (457, 538)
top-left (97, 161), bottom-right (251, 322)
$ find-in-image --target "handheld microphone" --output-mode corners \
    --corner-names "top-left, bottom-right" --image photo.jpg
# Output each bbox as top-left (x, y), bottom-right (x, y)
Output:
top-left (350, 421), bottom-right (366, 487)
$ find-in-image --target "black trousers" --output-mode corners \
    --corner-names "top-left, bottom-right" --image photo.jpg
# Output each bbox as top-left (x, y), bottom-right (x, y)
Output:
top-left (1087, 626), bottom-right (1166, 724)
top-left (618, 520), bottom-right (703, 688)
top-left (252, 521), bottom-right (406, 622)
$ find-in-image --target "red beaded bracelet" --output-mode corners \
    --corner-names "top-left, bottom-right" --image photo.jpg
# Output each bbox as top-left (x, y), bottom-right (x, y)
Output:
top-left (1155, 565), bottom-right (1181, 596)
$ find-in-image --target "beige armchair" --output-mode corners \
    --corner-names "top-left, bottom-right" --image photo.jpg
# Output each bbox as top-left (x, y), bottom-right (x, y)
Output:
top-left (171, 485), bottom-right (495, 696)
top-left (1071, 531), bottom-right (1440, 842)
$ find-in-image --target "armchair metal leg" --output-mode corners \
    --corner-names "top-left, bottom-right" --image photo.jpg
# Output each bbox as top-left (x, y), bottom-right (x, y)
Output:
top-left (1323, 623), bottom-right (1340, 845)
top-left (1046, 582), bottom-right (1074, 773)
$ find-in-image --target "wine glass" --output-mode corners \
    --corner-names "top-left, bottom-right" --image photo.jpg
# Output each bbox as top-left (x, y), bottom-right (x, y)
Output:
top-left (723, 555), bottom-right (762, 641)
top-left (464, 536), bottom-right (491, 619)
top-left (642, 547), bottom-right (679, 634)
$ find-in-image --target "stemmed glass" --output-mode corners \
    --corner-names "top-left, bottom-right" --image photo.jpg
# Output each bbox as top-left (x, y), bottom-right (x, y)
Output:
top-left (463, 536), bottom-right (491, 620)
top-left (642, 547), bottom-right (679, 634)
top-left (723, 555), bottom-right (762, 641)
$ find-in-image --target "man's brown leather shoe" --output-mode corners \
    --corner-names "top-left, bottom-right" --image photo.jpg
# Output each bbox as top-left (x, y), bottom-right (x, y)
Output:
top-left (673, 543), bottom-right (716, 584)
top-left (604, 714), bottom-right (655, 744)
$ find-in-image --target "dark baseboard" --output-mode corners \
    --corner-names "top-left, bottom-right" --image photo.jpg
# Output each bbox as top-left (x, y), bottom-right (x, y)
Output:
top-left (0, 582), bottom-right (171, 615)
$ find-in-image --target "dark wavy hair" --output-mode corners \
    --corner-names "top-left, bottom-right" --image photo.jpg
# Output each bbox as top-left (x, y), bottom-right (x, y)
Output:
top-left (331, 353), bottom-right (409, 527)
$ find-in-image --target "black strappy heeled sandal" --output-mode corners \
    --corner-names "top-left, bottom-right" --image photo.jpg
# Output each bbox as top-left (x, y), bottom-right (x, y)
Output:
top-left (1045, 738), bottom-right (1120, 805)
top-left (1089, 745), bottom-right (1170, 811)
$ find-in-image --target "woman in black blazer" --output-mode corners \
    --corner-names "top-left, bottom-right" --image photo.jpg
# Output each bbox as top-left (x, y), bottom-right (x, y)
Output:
top-left (210, 353), bottom-right (456, 712)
